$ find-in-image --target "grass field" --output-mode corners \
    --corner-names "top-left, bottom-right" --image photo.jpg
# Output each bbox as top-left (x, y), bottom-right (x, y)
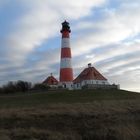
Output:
top-left (0, 89), bottom-right (140, 140)
top-left (0, 89), bottom-right (139, 108)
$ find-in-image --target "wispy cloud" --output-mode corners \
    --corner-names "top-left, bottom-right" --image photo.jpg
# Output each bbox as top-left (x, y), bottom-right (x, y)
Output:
top-left (0, 0), bottom-right (140, 92)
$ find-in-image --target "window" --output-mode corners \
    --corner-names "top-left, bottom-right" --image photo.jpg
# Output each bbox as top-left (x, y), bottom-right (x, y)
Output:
top-left (102, 82), bottom-right (105, 85)
top-left (85, 81), bottom-right (87, 85)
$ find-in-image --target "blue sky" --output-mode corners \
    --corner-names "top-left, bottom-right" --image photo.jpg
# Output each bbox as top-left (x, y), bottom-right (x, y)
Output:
top-left (0, 0), bottom-right (140, 92)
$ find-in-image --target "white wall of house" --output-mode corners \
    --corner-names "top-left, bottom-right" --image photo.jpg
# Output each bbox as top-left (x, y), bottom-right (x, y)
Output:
top-left (81, 80), bottom-right (109, 86)
top-left (74, 80), bottom-right (109, 89)
top-left (59, 81), bottom-right (73, 90)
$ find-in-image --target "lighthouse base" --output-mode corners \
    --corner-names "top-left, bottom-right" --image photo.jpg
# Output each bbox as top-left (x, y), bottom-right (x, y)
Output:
top-left (59, 82), bottom-right (73, 90)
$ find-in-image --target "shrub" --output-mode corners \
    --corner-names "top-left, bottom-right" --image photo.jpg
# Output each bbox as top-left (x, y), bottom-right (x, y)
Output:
top-left (32, 83), bottom-right (50, 91)
top-left (82, 85), bottom-right (88, 89)
top-left (2, 81), bottom-right (17, 94)
top-left (0, 81), bottom-right (32, 94)
top-left (16, 80), bottom-right (31, 92)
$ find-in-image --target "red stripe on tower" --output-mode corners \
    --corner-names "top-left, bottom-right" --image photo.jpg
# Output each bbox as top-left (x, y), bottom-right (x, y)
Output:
top-left (62, 31), bottom-right (69, 38)
top-left (59, 21), bottom-right (73, 89)
top-left (61, 48), bottom-right (71, 58)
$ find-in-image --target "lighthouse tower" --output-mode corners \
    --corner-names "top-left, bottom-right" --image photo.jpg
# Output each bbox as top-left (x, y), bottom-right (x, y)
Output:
top-left (59, 21), bottom-right (73, 89)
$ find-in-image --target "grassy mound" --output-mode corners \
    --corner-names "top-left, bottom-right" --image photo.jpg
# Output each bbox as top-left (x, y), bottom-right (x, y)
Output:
top-left (0, 89), bottom-right (139, 140)
top-left (0, 89), bottom-right (139, 108)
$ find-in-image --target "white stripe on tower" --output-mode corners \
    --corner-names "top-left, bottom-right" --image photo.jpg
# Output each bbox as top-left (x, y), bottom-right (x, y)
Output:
top-left (60, 58), bottom-right (72, 68)
top-left (61, 38), bottom-right (70, 48)
top-left (59, 21), bottom-right (73, 89)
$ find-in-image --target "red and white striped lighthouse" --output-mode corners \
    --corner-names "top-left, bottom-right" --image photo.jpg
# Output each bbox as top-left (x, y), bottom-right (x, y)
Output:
top-left (59, 21), bottom-right (73, 89)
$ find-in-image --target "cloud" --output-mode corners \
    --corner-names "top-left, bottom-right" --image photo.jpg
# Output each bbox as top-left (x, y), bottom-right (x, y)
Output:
top-left (71, 0), bottom-right (140, 64)
top-left (0, 0), bottom-right (9, 7)
top-left (0, 0), bottom-right (106, 84)
top-left (0, 0), bottom-right (140, 92)
top-left (69, 0), bottom-right (140, 91)
top-left (2, 0), bottom-right (106, 64)
top-left (72, 1), bottom-right (140, 56)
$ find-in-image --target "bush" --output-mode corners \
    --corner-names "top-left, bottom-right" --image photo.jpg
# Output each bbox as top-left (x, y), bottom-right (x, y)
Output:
top-left (32, 83), bottom-right (50, 91)
top-left (58, 85), bottom-right (63, 89)
top-left (16, 80), bottom-right (31, 92)
top-left (0, 81), bottom-right (32, 94)
top-left (82, 85), bottom-right (88, 90)
top-left (2, 81), bottom-right (17, 94)
top-left (0, 87), bottom-right (2, 93)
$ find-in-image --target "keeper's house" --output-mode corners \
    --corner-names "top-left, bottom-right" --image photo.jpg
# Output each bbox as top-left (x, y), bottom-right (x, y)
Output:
top-left (43, 74), bottom-right (58, 88)
top-left (73, 63), bottom-right (119, 90)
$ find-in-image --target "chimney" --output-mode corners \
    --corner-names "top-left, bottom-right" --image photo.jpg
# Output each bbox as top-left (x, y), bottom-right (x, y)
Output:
top-left (88, 63), bottom-right (92, 68)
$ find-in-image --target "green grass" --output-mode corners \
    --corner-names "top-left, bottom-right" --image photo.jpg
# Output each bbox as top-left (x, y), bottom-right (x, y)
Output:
top-left (0, 89), bottom-right (140, 140)
top-left (0, 89), bottom-right (139, 108)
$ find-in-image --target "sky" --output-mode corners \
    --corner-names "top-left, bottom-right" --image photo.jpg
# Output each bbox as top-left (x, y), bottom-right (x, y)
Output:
top-left (0, 0), bottom-right (140, 92)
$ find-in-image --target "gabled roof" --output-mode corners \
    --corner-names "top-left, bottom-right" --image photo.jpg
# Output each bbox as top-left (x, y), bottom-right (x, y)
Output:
top-left (73, 66), bottom-right (107, 84)
top-left (43, 75), bottom-right (58, 85)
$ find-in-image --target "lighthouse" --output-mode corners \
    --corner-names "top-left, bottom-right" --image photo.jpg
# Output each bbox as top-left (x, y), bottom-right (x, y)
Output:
top-left (59, 21), bottom-right (73, 89)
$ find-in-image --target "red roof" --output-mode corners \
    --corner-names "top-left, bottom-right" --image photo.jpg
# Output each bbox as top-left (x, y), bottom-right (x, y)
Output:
top-left (43, 76), bottom-right (58, 85)
top-left (73, 66), bottom-right (107, 83)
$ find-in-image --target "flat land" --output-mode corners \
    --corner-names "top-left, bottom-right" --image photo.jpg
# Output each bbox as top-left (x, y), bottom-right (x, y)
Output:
top-left (0, 89), bottom-right (140, 140)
